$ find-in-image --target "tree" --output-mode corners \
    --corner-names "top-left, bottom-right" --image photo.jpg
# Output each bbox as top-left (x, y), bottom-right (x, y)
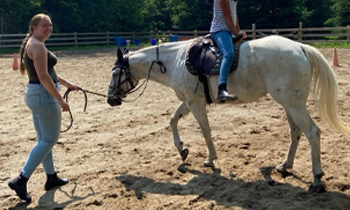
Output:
top-left (0, 0), bottom-right (41, 33)
top-left (239, 0), bottom-right (304, 29)
top-left (167, 0), bottom-right (212, 30)
top-left (0, 0), bottom-right (349, 34)
top-left (41, 0), bottom-right (82, 33)
top-left (302, 0), bottom-right (332, 27)
top-left (326, 0), bottom-right (350, 26)
top-left (113, 0), bottom-right (147, 31)
top-left (141, 0), bottom-right (172, 31)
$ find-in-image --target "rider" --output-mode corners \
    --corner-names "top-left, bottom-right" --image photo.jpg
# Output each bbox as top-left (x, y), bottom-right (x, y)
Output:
top-left (210, 0), bottom-right (247, 102)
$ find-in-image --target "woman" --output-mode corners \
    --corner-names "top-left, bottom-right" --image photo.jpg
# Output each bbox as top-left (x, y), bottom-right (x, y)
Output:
top-left (8, 13), bottom-right (78, 203)
top-left (210, 0), bottom-right (247, 102)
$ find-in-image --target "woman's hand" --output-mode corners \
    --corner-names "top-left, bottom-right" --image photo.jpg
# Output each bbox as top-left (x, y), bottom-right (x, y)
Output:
top-left (58, 99), bottom-right (70, 112)
top-left (65, 82), bottom-right (79, 91)
top-left (238, 31), bottom-right (247, 39)
top-left (58, 76), bottom-right (79, 91)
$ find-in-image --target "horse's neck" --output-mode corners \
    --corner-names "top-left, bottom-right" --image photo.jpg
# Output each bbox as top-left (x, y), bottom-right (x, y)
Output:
top-left (129, 42), bottom-right (189, 86)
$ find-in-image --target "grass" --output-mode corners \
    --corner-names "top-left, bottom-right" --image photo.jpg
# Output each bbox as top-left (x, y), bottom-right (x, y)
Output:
top-left (308, 42), bottom-right (350, 49)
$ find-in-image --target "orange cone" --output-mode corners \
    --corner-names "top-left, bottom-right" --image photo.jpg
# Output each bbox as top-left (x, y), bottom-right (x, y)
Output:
top-left (332, 48), bottom-right (341, 67)
top-left (12, 53), bottom-right (19, 70)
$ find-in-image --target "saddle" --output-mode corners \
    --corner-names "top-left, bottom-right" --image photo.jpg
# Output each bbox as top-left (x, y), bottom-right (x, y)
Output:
top-left (185, 34), bottom-right (243, 104)
top-left (187, 35), bottom-right (217, 74)
top-left (186, 34), bottom-right (243, 76)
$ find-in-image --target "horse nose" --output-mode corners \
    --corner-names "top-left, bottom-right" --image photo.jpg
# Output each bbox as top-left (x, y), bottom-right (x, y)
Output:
top-left (107, 97), bottom-right (122, 106)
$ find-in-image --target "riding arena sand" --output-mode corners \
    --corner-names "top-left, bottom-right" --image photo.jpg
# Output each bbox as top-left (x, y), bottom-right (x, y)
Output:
top-left (0, 47), bottom-right (350, 210)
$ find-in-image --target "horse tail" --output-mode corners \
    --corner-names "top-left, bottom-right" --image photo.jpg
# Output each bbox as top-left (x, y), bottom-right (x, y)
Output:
top-left (301, 44), bottom-right (350, 134)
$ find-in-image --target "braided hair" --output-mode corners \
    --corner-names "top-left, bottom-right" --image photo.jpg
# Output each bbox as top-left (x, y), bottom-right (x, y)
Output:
top-left (19, 13), bottom-right (50, 75)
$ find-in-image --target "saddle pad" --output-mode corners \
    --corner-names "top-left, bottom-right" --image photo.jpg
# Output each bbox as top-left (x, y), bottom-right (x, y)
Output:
top-left (185, 37), bottom-right (241, 76)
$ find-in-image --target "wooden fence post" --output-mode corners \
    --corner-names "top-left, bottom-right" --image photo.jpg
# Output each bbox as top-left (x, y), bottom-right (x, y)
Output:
top-left (74, 32), bottom-right (77, 47)
top-left (347, 25), bottom-right (350, 42)
top-left (252, 23), bottom-right (256, 40)
top-left (298, 22), bottom-right (303, 41)
top-left (107, 31), bottom-right (110, 45)
top-left (194, 30), bottom-right (198, 37)
top-left (167, 30), bottom-right (171, 41)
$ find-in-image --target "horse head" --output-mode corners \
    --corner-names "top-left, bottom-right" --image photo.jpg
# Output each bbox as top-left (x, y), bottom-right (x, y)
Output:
top-left (107, 48), bottom-right (137, 106)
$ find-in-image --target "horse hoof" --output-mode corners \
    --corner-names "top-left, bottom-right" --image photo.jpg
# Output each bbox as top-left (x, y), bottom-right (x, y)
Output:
top-left (309, 183), bottom-right (326, 193)
top-left (180, 149), bottom-right (189, 161)
top-left (275, 165), bottom-right (292, 178)
top-left (203, 160), bottom-right (214, 168)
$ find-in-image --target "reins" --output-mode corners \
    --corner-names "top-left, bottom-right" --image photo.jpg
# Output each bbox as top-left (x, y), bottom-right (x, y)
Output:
top-left (61, 46), bottom-right (167, 132)
top-left (111, 46), bottom-right (167, 103)
top-left (120, 59), bottom-right (167, 103)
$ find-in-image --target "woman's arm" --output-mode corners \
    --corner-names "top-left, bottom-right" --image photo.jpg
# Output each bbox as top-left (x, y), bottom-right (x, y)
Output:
top-left (29, 42), bottom-right (70, 111)
top-left (220, 0), bottom-right (239, 35)
top-left (57, 75), bottom-right (79, 90)
top-left (235, 17), bottom-right (247, 39)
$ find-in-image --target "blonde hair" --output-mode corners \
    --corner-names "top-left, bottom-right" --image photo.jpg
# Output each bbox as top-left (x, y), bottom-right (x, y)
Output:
top-left (19, 13), bottom-right (51, 75)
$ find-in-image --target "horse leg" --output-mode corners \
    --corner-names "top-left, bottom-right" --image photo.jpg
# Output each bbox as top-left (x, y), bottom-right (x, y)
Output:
top-left (281, 106), bottom-right (324, 192)
top-left (170, 102), bottom-right (191, 161)
top-left (276, 113), bottom-right (302, 176)
top-left (187, 100), bottom-right (217, 167)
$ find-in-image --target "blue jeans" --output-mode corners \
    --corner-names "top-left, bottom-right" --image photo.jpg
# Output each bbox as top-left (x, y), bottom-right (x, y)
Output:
top-left (211, 31), bottom-right (234, 86)
top-left (21, 83), bottom-right (61, 178)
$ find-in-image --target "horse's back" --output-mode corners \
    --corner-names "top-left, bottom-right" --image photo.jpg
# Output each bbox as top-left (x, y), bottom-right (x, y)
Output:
top-left (241, 35), bottom-right (309, 65)
top-left (229, 35), bottom-right (312, 103)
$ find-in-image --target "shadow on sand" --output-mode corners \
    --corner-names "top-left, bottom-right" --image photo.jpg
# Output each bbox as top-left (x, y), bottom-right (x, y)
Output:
top-left (8, 182), bottom-right (95, 210)
top-left (116, 163), bottom-right (350, 209)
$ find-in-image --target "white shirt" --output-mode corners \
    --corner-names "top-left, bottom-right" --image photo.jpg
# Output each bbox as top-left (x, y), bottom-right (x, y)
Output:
top-left (210, 0), bottom-right (237, 34)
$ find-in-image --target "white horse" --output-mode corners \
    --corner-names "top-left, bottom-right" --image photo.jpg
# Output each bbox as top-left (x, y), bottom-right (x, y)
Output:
top-left (107, 35), bottom-right (350, 192)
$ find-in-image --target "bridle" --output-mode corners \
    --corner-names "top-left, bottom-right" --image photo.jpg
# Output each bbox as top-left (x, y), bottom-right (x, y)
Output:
top-left (61, 47), bottom-right (167, 132)
top-left (109, 47), bottom-right (167, 102)
top-left (108, 56), bottom-right (140, 101)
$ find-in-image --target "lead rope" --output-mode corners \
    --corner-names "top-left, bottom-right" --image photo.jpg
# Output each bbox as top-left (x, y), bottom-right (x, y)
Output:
top-left (61, 47), bottom-right (167, 132)
top-left (61, 87), bottom-right (116, 132)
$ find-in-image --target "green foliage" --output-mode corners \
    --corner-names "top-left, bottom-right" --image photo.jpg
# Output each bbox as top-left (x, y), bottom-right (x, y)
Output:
top-left (167, 0), bottom-right (212, 30)
top-left (42, 0), bottom-right (81, 32)
top-left (326, 0), bottom-right (350, 27)
top-left (0, 0), bottom-right (349, 34)
top-left (302, 0), bottom-right (332, 27)
top-left (0, 0), bottom-right (42, 33)
top-left (142, 0), bottom-right (172, 31)
top-left (239, 0), bottom-right (305, 28)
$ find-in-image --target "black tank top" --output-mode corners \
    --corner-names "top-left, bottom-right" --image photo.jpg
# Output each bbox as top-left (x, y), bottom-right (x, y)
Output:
top-left (23, 49), bottom-right (58, 84)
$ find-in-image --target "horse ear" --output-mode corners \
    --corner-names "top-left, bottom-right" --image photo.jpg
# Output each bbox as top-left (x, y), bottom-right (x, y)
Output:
top-left (117, 48), bottom-right (123, 61)
top-left (123, 48), bottom-right (129, 55)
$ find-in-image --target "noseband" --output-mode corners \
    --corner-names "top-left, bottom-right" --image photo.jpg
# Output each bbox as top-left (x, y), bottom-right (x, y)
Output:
top-left (109, 47), bottom-right (167, 102)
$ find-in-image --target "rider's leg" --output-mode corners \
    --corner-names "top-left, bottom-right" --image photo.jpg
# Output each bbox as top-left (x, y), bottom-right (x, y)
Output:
top-left (211, 31), bottom-right (238, 102)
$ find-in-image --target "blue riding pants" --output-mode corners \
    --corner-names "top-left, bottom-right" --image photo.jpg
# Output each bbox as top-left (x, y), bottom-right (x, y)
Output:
top-left (211, 31), bottom-right (234, 86)
top-left (21, 83), bottom-right (61, 178)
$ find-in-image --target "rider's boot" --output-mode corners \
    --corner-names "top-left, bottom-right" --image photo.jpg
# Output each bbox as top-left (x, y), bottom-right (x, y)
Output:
top-left (217, 83), bottom-right (238, 103)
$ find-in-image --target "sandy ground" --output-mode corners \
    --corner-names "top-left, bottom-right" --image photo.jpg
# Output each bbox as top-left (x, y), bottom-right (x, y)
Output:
top-left (0, 46), bottom-right (350, 210)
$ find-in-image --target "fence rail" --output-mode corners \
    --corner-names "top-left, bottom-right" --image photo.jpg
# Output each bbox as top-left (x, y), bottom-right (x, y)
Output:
top-left (0, 23), bottom-right (349, 49)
